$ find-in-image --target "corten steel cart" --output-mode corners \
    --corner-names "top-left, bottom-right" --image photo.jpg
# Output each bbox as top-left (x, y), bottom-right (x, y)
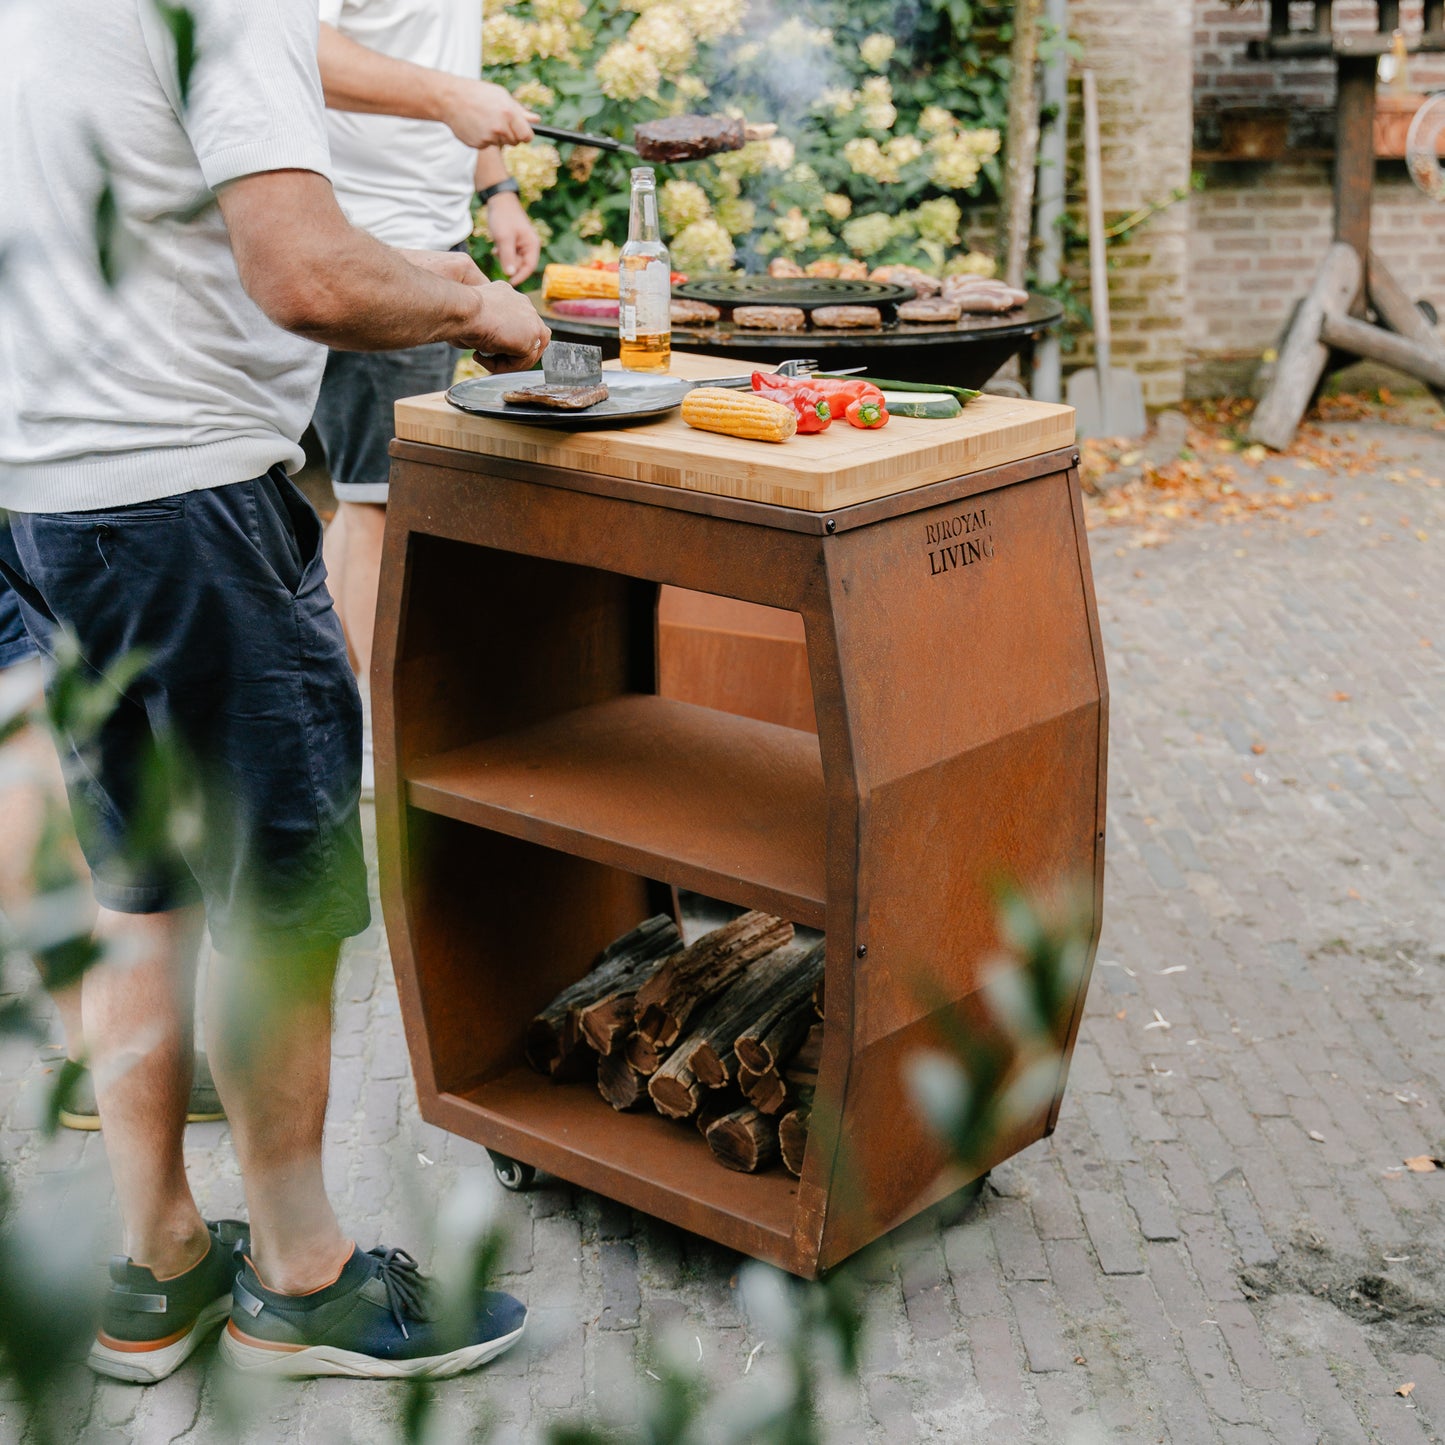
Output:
top-left (374, 354), bottom-right (1107, 1279)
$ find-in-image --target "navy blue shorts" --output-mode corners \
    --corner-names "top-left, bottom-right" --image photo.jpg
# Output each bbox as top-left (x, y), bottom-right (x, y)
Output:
top-left (0, 469), bottom-right (370, 953)
top-left (311, 342), bottom-right (458, 504)
top-left (0, 574), bottom-right (38, 669)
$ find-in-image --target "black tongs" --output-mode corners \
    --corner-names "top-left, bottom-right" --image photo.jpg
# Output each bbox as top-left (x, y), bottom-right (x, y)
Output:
top-left (530, 123), bottom-right (638, 157)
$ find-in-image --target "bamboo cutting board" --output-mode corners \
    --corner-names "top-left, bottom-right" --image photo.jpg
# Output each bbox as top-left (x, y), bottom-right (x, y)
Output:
top-left (393, 352), bottom-right (1075, 512)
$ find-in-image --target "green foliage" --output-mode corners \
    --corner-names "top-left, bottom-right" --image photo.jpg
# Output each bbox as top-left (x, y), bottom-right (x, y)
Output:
top-left (474, 0), bottom-right (1014, 277)
top-left (152, 1), bottom-right (199, 106)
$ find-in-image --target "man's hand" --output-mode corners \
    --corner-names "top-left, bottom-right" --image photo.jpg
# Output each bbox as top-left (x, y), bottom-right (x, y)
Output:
top-left (486, 195), bottom-right (542, 286)
top-left (462, 281), bottom-right (551, 374)
top-left (438, 76), bottom-right (536, 150)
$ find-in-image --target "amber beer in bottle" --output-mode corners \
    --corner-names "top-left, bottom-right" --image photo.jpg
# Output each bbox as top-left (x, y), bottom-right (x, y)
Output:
top-left (618, 167), bottom-right (671, 372)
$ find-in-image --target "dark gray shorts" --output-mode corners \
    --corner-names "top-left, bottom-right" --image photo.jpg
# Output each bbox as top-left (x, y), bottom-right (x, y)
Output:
top-left (0, 469), bottom-right (370, 953)
top-left (0, 574), bottom-right (38, 669)
top-left (311, 343), bottom-right (459, 504)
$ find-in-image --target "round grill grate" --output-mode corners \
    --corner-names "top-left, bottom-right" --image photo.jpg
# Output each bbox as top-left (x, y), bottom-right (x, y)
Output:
top-left (674, 276), bottom-right (915, 309)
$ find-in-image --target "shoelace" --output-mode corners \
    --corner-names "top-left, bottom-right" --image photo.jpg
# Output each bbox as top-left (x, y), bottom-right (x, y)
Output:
top-left (367, 1247), bottom-right (433, 1341)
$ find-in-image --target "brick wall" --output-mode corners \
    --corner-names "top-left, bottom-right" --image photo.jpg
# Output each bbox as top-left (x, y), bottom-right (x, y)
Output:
top-left (1070, 0), bottom-right (1196, 405)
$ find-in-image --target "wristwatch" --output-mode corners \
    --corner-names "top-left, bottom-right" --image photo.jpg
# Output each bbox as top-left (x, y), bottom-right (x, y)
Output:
top-left (476, 177), bottom-right (521, 205)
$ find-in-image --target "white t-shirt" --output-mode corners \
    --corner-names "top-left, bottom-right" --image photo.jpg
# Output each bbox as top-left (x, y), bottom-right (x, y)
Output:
top-left (0, 0), bottom-right (333, 514)
top-left (319, 0), bottom-right (482, 251)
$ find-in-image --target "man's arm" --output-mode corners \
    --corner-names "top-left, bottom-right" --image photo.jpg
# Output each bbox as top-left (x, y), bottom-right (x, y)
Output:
top-left (475, 147), bottom-right (541, 286)
top-left (216, 168), bottom-right (549, 368)
top-left (317, 22), bottom-right (535, 150)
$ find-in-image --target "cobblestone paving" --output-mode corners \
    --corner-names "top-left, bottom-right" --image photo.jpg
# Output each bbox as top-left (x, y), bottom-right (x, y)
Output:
top-left (1, 420), bottom-right (1443, 1443)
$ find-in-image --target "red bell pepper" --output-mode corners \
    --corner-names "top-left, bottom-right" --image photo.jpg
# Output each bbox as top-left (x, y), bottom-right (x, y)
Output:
top-left (845, 396), bottom-right (889, 429)
top-left (751, 374), bottom-right (833, 433)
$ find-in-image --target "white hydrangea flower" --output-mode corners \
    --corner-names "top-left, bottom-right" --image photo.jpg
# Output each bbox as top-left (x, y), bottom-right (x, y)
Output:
top-left (910, 196), bottom-right (962, 245)
top-left (671, 218), bottom-right (736, 273)
top-left (577, 208), bottom-right (606, 239)
top-left (822, 192), bottom-right (853, 221)
top-left (843, 136), bottom-right (900, 184)
top-left (776, 207), bottom-right (810, 247)
top-left (659, 179), bottom-right (713, 232)
top-left (679, 0), bottom-right (746, 42)
top-left (885, 134), bottom-right (924, 167)
top-left (482, 13), bottom-right (533, 65)
top-left (501, 140), bottom-right (561, 205)
top-left (629, 4), bottom-right (695, 75)
top-left (513, 79), bottom-right (556, 110)
top-left (919, 105), bottom-right (956, 135)
top-left (596, 40), bottom-right (662, 100)
top-left (714, 195), bottom-right (756, 236)
top-left (818, 87), bottom-right (857, 117)
top-left (842, 212), bottom-right (895, 257)
top-left (859, 33), bottom-right (895, 70)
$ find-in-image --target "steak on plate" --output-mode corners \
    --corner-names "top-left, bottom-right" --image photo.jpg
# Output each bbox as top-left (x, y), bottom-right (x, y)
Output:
top-left (502, 383), bottom-right (610, 410)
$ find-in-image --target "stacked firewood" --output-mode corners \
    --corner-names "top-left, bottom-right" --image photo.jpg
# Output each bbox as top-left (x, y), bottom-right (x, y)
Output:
top-left (525, 912), bottom-right (825, 1175)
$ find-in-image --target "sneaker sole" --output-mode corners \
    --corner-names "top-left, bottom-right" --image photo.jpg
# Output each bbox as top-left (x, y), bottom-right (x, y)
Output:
top-left (217, 1316), bottom-right (526, 1379)
top-left (59, 1108), bottom-right (226, 1132)
top-left (88, 1295), bottom-right (232, 1383)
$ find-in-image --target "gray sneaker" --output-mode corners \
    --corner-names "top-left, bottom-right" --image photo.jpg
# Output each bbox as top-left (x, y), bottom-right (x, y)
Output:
top-left (59, 1052), bottom-right (225, 1131)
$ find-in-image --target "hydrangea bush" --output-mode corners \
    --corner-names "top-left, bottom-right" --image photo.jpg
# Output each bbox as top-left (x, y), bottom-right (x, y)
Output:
top-left (477, 0), bottom-right (1010, 279)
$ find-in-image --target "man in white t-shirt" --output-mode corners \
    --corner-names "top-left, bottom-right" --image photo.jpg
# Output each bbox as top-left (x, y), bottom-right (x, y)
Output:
top-left (0, 0), bottom-right (546, 1383)
top-left (313, 0), bottom-right (544, 693)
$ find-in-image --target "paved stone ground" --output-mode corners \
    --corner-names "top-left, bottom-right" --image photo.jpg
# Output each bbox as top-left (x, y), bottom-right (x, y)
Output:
top-left (1, 417), bottom-right (1443, 1444)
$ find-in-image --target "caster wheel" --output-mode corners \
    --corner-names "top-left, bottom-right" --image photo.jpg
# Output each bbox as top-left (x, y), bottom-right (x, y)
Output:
top-left (488, 1151), bottom-right (536, 1192)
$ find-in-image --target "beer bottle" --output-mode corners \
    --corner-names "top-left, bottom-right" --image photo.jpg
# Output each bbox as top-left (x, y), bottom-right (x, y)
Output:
top-left (619, 167), bottom-right (672, 372)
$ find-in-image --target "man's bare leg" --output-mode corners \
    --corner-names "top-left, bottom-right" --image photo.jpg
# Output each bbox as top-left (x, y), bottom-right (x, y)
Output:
top-left (205, 940), bottom-right (350, 1293)
top-left (0, 661), bottom-right (90, 1059)
top-left (84, 905), bottom-right (209, 1278)
top-left (322, 501), bottom-right (387, 680)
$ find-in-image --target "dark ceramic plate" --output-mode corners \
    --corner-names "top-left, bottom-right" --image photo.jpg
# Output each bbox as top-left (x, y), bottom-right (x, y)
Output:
top-left (446, 370), bottom-right (692, 428)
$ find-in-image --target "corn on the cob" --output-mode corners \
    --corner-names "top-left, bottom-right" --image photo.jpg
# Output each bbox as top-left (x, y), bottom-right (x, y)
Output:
top-left (541, 264), bottom-right (620, 301)
top-left (681, 388), bottom-right (797, 443)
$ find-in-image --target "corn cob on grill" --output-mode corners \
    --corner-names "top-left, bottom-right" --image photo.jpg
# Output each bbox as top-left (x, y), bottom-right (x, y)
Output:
top-left (541, 264), bottom-right (621, 302)
top-left (681, 388), bottom-right (797, 442)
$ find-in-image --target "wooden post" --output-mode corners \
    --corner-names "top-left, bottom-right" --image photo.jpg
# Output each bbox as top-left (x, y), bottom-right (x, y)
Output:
top-left (1334, 55), bottom-right (1377, 287)
top-left (1319, 312), bottom-right (1445, 387)
top-left (1368, 250), bottom-right (1445, 407)
top-left (1313, 0), bottom-right (1333, 35)
top-left (1247, 242), bottom-right (1362, 450)
top-left (1001, 0), bottom-right (1043, 291)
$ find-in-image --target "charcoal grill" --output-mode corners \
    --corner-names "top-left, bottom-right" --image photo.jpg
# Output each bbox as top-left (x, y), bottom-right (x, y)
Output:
top-left (538, 275), bottom-right (1063, 390)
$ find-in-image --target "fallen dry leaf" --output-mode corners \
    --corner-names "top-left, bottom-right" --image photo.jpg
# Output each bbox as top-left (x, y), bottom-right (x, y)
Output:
top-left (1397, 1382), bottom-right (1416, 1398)
top-left (1404, 1155), bottom-right (1444, 1173)
top-left (1332, 691), bottom-right (1352, 702)
top-left (1308, 1130), bottom-right (1326, 1143)
top-left (1251, 743), bottom-right (1267, 755)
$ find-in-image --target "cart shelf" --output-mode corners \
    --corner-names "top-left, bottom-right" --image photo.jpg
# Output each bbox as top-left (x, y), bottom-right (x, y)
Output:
top-left (438, 1067), bottom-right (800, 1257)
top-left (405, 694), bottom-right (827, 929)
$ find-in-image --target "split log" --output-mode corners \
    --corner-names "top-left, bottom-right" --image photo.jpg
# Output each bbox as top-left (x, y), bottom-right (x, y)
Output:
top-left (696, 1088), bottom-right (746, 1136)
top-left (787, 1022), bottom-right (824, 1091)
top-left (596, 1047), bottom-right (649, 1111)
top-left (1319, 311), bottom-right (1445, 390)
top-left (705, 1106), bottom-right (779, 1173)
top-left (574, 918), bottom-right (684, 1056)
top-left (738, 1065), bottom-right (788, 1117)
top-left (733, 941), bottom-right (825, 1074)
top-left (686, 940), bottom-right (822, 1089)
top-left (526, 915), bottom-right (681, 1075)
top-left (650, 940), bottom-right (820, 1117)
top-left (634, 911), bottom-right (792, 1050)
top-left (1248, 242), bottom-right (1362, 451)
top-left (812, 973), bottom-right (825, 1020)
top-left (779, 1107), bottom-right (810, 1178)
top-left (624, 1031), bottom-right (669, 1077)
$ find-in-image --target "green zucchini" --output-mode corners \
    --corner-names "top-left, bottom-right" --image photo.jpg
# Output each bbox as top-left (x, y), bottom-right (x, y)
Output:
top-left (818, 373), bottom-right (982, 403)
top-left (880, 392), bottom-right (963, 419)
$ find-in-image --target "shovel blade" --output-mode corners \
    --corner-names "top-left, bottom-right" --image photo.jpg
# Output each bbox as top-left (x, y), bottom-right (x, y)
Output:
top-left (1067, 367), bottom-right (1146, 440)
